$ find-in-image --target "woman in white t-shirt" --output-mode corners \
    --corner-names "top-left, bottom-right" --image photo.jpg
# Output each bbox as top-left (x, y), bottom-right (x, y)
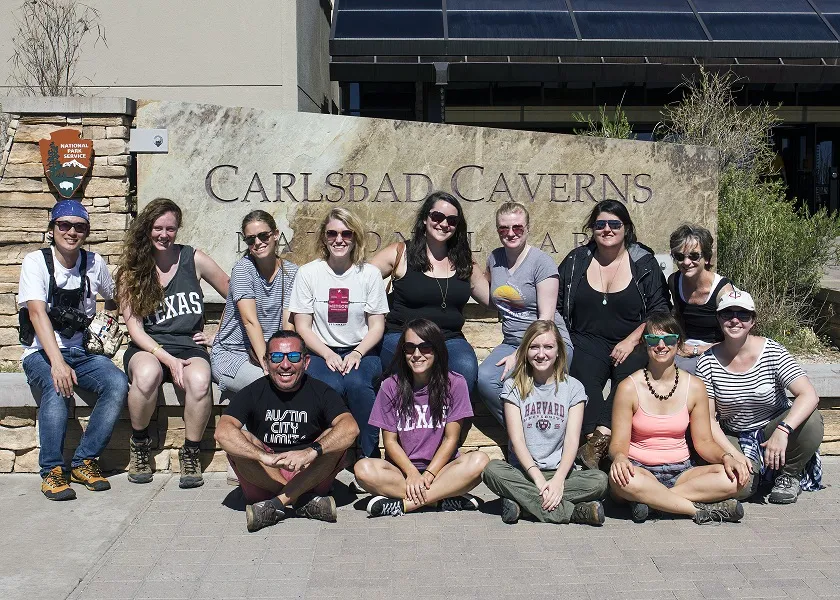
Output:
top-left (696, 290), bottom-right (823, 505)
top-left (481, 320), bottom-right (608, 526)
top-left (289, 207), bottom-right (389, 459)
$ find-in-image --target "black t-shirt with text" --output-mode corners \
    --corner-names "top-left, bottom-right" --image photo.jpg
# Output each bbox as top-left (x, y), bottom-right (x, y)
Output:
top-left (224, 375), bottom-right (349, 452)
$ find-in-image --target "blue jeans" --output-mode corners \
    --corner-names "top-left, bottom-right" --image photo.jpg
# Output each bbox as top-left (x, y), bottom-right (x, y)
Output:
top-left (306, 348), bottom-right (382, 459)
top-left (380, 331), bottom-right (478, 397)
top-left (23, 347), bottom-right (128, 477)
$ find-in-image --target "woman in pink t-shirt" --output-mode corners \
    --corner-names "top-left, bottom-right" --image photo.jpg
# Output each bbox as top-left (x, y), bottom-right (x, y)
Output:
top-left (355, 319), bottom-right (489, 517)
top-left (608, 313), bottom-right (750, 524)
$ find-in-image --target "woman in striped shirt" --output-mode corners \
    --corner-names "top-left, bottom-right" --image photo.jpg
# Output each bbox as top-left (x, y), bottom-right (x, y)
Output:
top-left (696, 290), bottom-right (824, 505)
top-left (211, 210), bottom-right (298, 394)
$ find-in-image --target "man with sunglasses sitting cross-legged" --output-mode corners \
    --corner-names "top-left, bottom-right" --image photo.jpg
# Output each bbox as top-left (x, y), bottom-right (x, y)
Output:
top-left (215, 330), bottom-right (359, 531)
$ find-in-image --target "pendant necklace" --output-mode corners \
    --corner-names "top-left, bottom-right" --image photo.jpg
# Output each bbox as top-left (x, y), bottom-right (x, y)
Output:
top-left (433, 261), bottom-right (450, 310)
top-left (597, 252), bottom-right (623, 306)
top-left (643, 367), bottom-right (680, 401)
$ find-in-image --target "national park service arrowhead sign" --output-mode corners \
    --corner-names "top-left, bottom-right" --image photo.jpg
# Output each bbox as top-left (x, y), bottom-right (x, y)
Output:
top-left (39, 129), bottom-right (93, 198)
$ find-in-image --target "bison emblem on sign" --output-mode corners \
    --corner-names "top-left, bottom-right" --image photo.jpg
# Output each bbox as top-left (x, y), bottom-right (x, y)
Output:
top-left (39, 129), bottom-right (94, 199)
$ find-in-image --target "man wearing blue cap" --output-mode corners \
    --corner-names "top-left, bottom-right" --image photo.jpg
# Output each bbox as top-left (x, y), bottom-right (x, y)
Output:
top-left (18, 200), bottom-right (128, 500)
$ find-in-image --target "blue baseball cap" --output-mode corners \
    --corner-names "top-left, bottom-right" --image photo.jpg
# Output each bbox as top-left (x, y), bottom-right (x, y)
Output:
top-left (50, 200), bottom-right (89, 224)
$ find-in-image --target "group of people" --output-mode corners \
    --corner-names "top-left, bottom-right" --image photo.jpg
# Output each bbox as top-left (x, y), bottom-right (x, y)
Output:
top-left (19, 194), bottom-right (823, 533)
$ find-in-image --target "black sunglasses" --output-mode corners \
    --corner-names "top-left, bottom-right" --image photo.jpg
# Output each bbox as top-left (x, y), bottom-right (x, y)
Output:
top-left (325, 229), bottom-right (354, 241)
top-left (268, 351), bottom-right (303, 364)
top-left (672, 251), bottom-right (702, 262)
top-left (244, 231), bottom-right (273, 246)
top-left (55, 220), bottom-right (89, 233)
top-left (404, 341), bottom-right (434, 355)
top-left (718, 310), bottom-right (754, 323)
top-left (594, 219), bottom-right (623, 231)
top-left (428, 210), bottom-right (459, 227)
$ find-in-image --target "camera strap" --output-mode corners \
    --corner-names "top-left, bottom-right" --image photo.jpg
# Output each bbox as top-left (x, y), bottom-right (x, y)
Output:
top-left (42, 247), bottom-right (89, 307)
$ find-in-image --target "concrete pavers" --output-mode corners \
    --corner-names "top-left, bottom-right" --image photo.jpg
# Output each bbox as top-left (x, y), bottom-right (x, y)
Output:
top-left (2, 459), bottom-right (839, 600)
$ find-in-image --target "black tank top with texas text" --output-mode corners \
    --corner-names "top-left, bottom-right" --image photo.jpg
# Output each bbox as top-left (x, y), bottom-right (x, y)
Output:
top-left (142, 245), bottom-right (204, 351)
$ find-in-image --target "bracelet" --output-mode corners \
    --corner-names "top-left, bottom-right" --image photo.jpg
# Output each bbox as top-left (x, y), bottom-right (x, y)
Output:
top-left (776, 423), bottom-right (793, 436)
top-left (721, 452), bottom-right (733, 461)
top-left (526, 465), bottom-right (540, 472)
top-left (424, 469), bottom-right (437, 478)
top-left (350, 349), bottom-right (363, 357)
top-left (693, 344), bottom-right (699, 357)
top-left (149, 344), bottom-right (162, 356)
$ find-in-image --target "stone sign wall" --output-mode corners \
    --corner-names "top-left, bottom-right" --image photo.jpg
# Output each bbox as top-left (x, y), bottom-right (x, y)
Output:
top-left (137, 100), bottom-right (719, 303)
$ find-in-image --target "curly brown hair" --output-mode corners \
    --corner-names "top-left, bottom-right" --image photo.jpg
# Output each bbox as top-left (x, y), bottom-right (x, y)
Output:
top-left (116, 198), bottom-right (182, 318)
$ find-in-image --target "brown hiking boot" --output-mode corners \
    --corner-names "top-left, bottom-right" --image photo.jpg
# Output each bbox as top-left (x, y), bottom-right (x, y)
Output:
top-left (577, 430), bottom-right (611, 470)
top-left (71, 459), bottom-right (110, 491)
top-left (693, 499), bottom-right (744, 524)
top-left (41, 466), bottom-right (76, 501)
top-left (128, 437), bottom-right (154, 484)
top-left (570, 500), bottom-right (606, 526)
top-left (178, 445), bottom-right (204, 489)
top-left (295, 495), bottom-right (337, 522)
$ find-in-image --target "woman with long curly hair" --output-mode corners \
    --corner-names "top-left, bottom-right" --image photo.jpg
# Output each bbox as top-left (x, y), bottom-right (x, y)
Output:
top-left (354, 319), bottom-right (489, 517)
top-left (371, 191), bottom-right (486, 397)
top-left (116, 198), bottom-right (229, 489)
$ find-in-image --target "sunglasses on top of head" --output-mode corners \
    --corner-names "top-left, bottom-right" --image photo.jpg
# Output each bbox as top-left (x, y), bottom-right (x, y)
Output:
top-left (497, 224), bottom-right (526, 237)
top-left (325, 229), bottom-right (354, 242)
top-left (404, 341), bottom-right (434, 355)
top-left (243, 231), bottom-right (273, 246)
top-left (594, 219), bottom-right (623, 231)
top-left (672, 251), bottom-right (702, 262)
top-left (428, 210), bottom-right (459, 227)
top-left (718, 309), bottom-right (754, 323)
top-left (268, 351), bottom-right (303, 364)
top-left (643, 333), bottom-right (680, 347)
top-left (55, 220), bottom-right (89, 234)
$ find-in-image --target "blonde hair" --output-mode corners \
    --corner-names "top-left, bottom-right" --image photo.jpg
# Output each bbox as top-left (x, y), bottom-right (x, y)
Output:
top-left (318, 207), bottom-right (367, 266)
top-left (495, 201), bottom-right (530, 227)
top-left (509, 320), bottom-right (567, 400)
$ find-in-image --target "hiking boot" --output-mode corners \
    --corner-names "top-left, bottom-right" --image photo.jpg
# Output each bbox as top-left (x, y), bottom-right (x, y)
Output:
top-left (246, 500), bottom-right (286, 533)
top-left (295, 495), bottom-right (337, 522)
top-left (41, 466), bottom-right (76, 501)
top-left (178, 445), bottom-right (204, 489)
top-left (440, 494), bottom-right (480, 512)
top-left (501, 497), bottom-right (521, 524)
top-left (71, 459), bottom-right (110, 491)
top-left (366, 496), bottom-right (405, 517)
top-left (769, 473), bottom-right (801, 505)
top-left (577, 430), bottom-right (611, 471)
top-left (570, 500), bottom-right (606, 526)
top-left (630, 502), bottom-right (649, 523)
top-left (128, 437), bottom-right (153, 484)
top-left (693, 499), bottom-right (744, 524)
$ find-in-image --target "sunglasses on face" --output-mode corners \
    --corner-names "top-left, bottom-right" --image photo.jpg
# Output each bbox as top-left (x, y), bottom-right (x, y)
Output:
top-left (497, 224), bottom-right (526, 237)
top-left (55, 221), bottom-right (89, 233)
top-left (428, 210), bottom-right (459, 227)
top-left (244, 231), bottom-right (273, 246)
top-left (672, 251), bottom-right (702, 262)
top-left (594, 219), bottom-right (623, 231)
top-left (268, 351), bottom-right (303, 364)
top-left (718, 310), bottom-right (754, 323)
top-left (325, 229), bottom-right (354, 242)
top-left (643, 333), bottom-right (680, 347)
top-left (404, 341), bottom-right (434, 355)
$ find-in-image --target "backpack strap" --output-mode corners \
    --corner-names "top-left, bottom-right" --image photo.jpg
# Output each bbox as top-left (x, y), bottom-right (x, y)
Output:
top-left (78, 249), bottom-right (89, 300)
top-left (41, 248), bottom-right (57, 304)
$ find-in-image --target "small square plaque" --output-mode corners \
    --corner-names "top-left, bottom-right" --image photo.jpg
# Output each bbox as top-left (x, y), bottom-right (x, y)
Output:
top-left (129, 128), bottom-right (168, 153)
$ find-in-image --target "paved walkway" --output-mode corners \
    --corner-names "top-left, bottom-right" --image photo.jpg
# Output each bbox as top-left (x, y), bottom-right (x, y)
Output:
top-left (2, 460), bottom-right (839, 600)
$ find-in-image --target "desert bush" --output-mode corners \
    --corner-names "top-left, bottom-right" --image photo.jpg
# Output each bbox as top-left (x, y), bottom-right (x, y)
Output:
top-left (573, 103), bottom-right (636, 140)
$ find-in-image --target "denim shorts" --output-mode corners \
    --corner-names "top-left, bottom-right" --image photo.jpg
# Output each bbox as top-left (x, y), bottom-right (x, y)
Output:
top-left (630, 458), bottom-right (693, 489)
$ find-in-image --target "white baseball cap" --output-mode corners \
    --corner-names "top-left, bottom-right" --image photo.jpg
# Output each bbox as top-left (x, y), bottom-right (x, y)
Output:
top-left (717, 289), bottom-right (755, 312)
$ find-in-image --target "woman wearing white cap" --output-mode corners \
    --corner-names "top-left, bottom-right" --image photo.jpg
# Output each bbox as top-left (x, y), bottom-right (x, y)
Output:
top-left (696, 290), bottom-right (824, 504)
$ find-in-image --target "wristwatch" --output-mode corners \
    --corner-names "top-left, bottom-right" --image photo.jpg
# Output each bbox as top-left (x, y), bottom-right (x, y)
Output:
top-left (309, 441), bottom-right (323, 457)
top-left (692, 344), bottom-right (699, 357)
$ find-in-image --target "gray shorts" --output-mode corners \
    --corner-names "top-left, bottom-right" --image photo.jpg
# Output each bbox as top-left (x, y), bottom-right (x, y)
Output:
top-left (630, 458), bottom-right (693, 489)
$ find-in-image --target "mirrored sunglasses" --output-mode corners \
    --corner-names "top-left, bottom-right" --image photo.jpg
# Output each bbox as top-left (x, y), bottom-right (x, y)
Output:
top-left (497, 224), bottom-right (526, 237)
top-left (643, 334), bottom-right (680, 347)
top-left (268, 351), bottom-right (303, 363)
top-left (594, 219), bottom-right (623, 231)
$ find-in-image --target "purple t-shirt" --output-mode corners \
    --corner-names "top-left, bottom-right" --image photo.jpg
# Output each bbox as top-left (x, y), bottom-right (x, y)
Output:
top-left (368, 371), bottom-right (473, 469)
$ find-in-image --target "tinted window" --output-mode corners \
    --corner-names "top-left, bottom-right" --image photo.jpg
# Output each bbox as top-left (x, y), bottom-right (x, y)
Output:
top-left (448, 11), bottom-right (576, 39)
top-left (334, 10), bottom-right (445, 38)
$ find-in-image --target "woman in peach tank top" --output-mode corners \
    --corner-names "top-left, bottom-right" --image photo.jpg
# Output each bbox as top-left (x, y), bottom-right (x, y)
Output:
top-left (608, 313), bottom-right (751, 524)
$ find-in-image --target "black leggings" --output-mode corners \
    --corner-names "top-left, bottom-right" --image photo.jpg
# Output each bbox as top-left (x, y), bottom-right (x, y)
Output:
top-left (569, 343), bottom-right (647, 435)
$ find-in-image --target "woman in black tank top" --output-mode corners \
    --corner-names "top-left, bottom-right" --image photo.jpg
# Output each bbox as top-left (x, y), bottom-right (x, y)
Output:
top-left (667, 224), bottom-right (734, 374)
top-left (116, 198), bottom-right (229, 489)
top-left (371, 192), bottom-right (487, 398)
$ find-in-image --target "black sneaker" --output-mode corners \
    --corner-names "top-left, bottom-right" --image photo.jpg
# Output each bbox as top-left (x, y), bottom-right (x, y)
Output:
top-left (570, 500), bottom-right (605, 526)
top-left (127, 437), bottom-right (153, 484)
top-left (366, 495), bottom-right (404, 517)
top-left (440, 494), bottom-right (480, 512)
top-left (630, 502), bottom-right (649, 523)
top-left (246, 500), bottom-right (286, 533)
top-left (693, 499), bottom-right (744, 524)
top-left (295, 495), bottom-right (337, 522)
top-left (769, 474), bottom-right (801, 505)
top-left (178, 446), bottom-right (204, 489)
top-left (501, 497), bottom-right (521, 525)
